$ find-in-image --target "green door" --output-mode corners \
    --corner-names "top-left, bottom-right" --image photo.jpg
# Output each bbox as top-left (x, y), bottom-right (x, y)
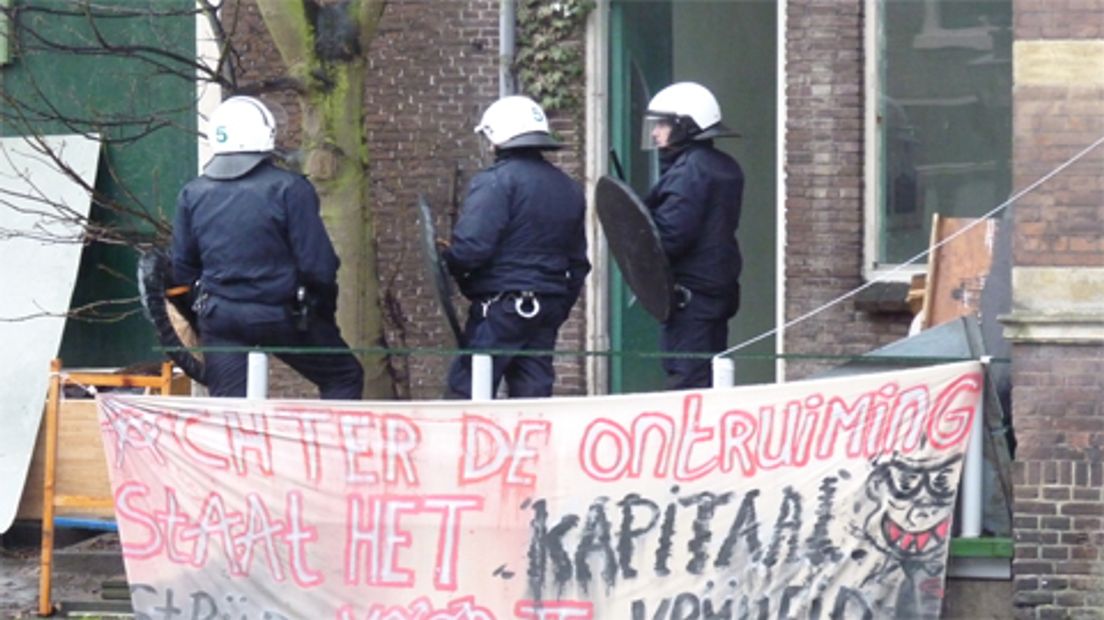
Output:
top-left (608, 0), bottom-right (671, 393)
top-left (608, 0), bottom-right (777, 392)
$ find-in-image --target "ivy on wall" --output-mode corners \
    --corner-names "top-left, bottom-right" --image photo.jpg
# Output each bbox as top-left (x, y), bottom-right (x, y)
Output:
top-left (513, 0), bottom-right (594, 114)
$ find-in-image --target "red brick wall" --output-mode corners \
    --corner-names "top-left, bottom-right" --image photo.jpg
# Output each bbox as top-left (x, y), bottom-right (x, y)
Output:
top-left (221, 0), bottom-right (588, 398)
top-left (1011, 107), bottom-right (1104, 268)
top-left (1012, 346), bottom-right (1104, 618)
top-left (361, 0), bottom-right (501, 399)
top-left (1012, 345), bottom-right (1104, 463)
top-left (783, 0), bottom-right (911, 379)
top-left (1012, 458), bottom-right (1104, 611)
top-left (1011, 1), bottom-right (1104, 617)
top-left (1015, 0), bottom-right (1104, 39)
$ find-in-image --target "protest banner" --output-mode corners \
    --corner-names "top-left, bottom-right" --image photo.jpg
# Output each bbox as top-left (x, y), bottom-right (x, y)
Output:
top-left (96, 361), bottom-right (982, 619)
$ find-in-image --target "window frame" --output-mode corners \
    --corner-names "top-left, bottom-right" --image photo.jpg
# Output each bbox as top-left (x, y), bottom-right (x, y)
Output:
top-left (864, 0), bottom-right (923, 283)
top-left (0, 0), bottom-right (11, 66)
top-left (863, 0), bottom-right (1012, 282)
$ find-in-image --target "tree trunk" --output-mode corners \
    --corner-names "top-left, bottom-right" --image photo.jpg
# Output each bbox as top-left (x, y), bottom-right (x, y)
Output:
top-left (257, 0), bottom-right (393, 398)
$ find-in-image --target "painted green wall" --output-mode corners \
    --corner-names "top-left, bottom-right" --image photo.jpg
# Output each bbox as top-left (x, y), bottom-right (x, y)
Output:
top-left (673, 0), bottom-right (778, 384)
top-left (0, 0), bottom-right (196, 367)
top-left (609, 0), bottom-right (672, 393)
top-left (609, 0), bottom-right (777, 390)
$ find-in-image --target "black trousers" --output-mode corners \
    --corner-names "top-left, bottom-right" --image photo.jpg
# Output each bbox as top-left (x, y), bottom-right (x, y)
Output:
top-left (661, 288), bottom-right (739, 390)
top-left (446, 294), bottom-right (568, 399)
top-left (198, 297), bottom-right (364, 399)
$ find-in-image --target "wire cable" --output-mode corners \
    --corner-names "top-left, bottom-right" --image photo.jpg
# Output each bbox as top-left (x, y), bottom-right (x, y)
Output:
top-left (715, 132), bottom-right (1104, 359)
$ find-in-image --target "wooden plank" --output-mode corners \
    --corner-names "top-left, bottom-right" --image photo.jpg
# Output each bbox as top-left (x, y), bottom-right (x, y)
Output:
top-left (63, 372), bottom-right (166, 389)
top-left (920, 213), bottom-right (942, 329)
top-left (53, 496), bottom-right (115, 509)
top-left (18, 399), bottom-right (114, 520)
top-left (38, 359), bottom-right (61, 616)
top-left (920, 216), bottom-right (997, 329)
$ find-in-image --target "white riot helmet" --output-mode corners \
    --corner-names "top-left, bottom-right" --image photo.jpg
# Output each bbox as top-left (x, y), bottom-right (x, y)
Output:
top-left (473, 95), bottom-right (561, 150)
top-left (642, 82), bottom-right (734, 149)
top-left (203, 96), bottom-right (277, 179)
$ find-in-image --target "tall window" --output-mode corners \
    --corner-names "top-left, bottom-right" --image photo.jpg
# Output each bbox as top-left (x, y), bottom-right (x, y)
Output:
top-left (868, 0), bottom-right (1012, 271)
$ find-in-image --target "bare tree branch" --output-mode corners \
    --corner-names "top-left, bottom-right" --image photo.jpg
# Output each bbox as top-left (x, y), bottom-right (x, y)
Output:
top-left (0, 296), bottom-right (142, 324)
top-left (1, 0), bottom-right (400, 394)
top-left (0, 0), bottom-right (239, 324)
top-left (198, 0), bottom-right (239, 89)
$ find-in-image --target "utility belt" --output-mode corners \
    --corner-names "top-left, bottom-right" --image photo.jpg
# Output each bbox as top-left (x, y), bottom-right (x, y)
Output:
top-left (292, 285), bottom-right (312, 331)
top-left (479, 291), bottom-right (541, 319)
top-left (191, 284), bottom-right (318, 332)
top-left (672, 282), bottom-right (741, 314)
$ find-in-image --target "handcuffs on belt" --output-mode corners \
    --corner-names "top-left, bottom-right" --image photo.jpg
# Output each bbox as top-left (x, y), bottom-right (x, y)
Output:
top-left (480, 291), bottom-right (541, 319)
top-left (674, 284), bottom-right (693, 309)
top-left (191, 282), bottom-right (209, 315)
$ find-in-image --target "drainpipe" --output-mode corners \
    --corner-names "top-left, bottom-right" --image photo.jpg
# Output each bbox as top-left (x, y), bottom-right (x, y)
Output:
top-left (958, 359), bottom-right (987, 538)
top-left (0, 0), bottom-right (11, 66)
top-left (499, 0), bottom-right (516, 97)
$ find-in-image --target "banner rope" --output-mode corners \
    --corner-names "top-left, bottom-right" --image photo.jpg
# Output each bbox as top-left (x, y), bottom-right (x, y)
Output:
top-left (715, 132), bottom-right (1104, 359)
top-left (55, 371), bottom-right (98, 398)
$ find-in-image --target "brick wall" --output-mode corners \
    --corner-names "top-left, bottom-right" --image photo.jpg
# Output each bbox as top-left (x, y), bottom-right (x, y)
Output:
top-left (361, 0), bottom-right (501, 399)
top-left (1010, 0), bottom-right (1104, 617)
top-left (1011, 76), bottom-right (1104, 269)
top-left (364, 0), bottom-right (588, 398)
top-left (1012, 346), bottom-right (1104, 617)
top-left (783, 0), bottom-right (911, 379)
top-left (1015, 0), bottom-right (1104, 39)
top-left (221, 0), bottom-right (588, 398)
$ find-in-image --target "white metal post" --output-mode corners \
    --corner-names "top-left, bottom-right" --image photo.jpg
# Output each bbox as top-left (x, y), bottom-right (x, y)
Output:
top-left (471, 354), bottom-right (493, 400)
top-left (959, 373), bottom-right (985, 538)
top-left (246, 351), bottom-right (268, 400)
top-left (712, 356), bottom-right (736, 388)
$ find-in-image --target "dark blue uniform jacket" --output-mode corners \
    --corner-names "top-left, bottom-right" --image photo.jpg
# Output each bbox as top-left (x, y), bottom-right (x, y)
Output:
top-left (644, 142), bottom-right (743, 297)
top-left (172, 161), bottom-right (339, 307)
top-left (444, 151), bottom-right (590, 303)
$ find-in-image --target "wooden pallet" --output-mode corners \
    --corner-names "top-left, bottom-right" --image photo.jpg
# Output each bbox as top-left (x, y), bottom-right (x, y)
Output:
top-left (37, 359), bottom-right (174, 617)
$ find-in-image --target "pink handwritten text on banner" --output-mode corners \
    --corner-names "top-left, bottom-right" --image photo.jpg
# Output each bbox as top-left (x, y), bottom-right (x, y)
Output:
top-left (97, 362), bottom-right (982, 619)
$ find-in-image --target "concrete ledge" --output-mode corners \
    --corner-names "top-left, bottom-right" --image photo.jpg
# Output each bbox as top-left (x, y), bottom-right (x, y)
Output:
top-left (1003, 267), bottom-right (1104, 343)
top-left (1002, 314), bottom-right (1104, 343)
top-left (1015, 40), bottom-right (1104, 87)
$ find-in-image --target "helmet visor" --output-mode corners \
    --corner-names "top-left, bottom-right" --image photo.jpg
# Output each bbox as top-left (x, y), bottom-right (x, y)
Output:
top-left (640, 114), bottom-right (675, 151)
top-left (202, 152), bottom-right (270, 180)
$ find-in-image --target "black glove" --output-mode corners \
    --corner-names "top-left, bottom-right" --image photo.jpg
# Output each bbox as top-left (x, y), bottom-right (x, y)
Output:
top-left (293, 283), bottom-right (338, 330)
top-left (166, 283), bottom-right (199, 326)
top-left (313, 282), bottom-right (338, 319)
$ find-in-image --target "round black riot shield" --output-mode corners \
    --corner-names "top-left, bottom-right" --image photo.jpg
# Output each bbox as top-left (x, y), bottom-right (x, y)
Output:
top-left (137, 248), bottom-right (206, 383)
top-left (417, 195), bottom-right (465, 346)
top-left (595, 176), bottom-right (674, 322)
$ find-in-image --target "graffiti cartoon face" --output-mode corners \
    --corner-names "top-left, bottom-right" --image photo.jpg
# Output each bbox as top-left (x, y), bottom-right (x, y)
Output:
top-left (861, 454), bottom-right (961, 560)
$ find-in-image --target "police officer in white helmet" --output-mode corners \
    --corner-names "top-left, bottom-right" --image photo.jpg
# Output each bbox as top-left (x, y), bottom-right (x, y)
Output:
top-left (171, 96), bottom-right (364, 398)
top-left (442, 95), bottom-right (590, 398)
top-left (642, 82), bottom-right (744, 389)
